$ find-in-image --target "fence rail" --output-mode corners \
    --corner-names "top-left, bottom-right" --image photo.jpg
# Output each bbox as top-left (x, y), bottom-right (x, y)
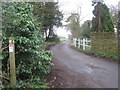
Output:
top-left (72, 38), bottom-right (91, 51)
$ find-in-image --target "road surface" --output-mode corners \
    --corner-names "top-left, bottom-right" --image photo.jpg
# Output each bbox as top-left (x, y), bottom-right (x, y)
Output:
top-left (49, 41), bottom-right (118, 88)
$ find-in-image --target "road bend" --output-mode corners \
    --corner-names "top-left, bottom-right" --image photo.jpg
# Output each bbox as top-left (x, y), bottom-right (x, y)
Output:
top-left (50, 41), bottom-right (118, 88)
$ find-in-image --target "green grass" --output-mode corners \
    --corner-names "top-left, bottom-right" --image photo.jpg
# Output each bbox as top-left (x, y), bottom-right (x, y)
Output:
top-left (46, 41), bottom-right (59, 46)
top-left (60, 38), bottom-right (68, 42)
top-left (5, 80), bottom-right (48, 88)
top-left (45, 41), bottom-right (60, 47)
top-left (71, 46), bottom-right (119, 60)
top-left (45, 38), bottom-right (68, 48)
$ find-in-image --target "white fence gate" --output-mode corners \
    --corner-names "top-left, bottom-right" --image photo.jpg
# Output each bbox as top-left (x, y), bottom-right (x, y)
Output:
top-left (72, 38), bottom-right (91, 51)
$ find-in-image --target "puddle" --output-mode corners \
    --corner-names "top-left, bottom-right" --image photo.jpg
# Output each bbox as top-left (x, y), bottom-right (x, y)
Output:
top-left (85, 63), bottom-right (100, 73)
top-left (85, 63), bottom-right (106, 73)
top-left (84, 67), bottom-right (93, 73)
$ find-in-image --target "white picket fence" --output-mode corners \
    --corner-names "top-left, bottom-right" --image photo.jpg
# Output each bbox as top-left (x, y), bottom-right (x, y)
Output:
top-left (72, 38), bottom-right (91, 51)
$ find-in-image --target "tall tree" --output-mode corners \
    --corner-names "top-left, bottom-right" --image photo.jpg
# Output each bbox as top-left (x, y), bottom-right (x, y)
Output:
top-left (65, 13), bottom-right (81, 38)
top-left (31, 2), bottom-right (63, 41)
top-left (91, 2), bottom-right (114, 32)
top-left (109, 5), bottom-right (118, 27)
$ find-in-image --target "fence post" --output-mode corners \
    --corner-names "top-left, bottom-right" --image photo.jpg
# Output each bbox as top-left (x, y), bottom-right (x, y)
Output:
top-left (73, 38), bottom-right (75, 47)
top-left (86, 38), bottom-right (88, 44)
top-left (89, 39), bottom-right (91, 50)
top-left (81, 39), bottom-right (82, 49)
top-left (74, 38), bottom-right (76, 47)
top-left (73, 38), bottom-right (74, 46)
top-left (9, 37), bottom-right (16, 86)
top-left (83, 39), bottom-right (85, 50)
top-left (78, 39), bottom-right (80, 48)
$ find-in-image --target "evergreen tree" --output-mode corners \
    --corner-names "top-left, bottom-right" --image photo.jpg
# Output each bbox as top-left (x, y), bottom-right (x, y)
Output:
top-left (91, 2), bottom-right (114, 32)
top-left (81, 20), bottom-right (91, 38)
top-left (31, 2), bottom-right (63, 41)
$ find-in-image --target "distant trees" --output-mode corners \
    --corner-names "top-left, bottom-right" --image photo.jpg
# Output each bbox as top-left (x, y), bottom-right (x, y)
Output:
top-left (109, 5), bottom-right (118, 27)
top-left (65, 13), bottom-right (91, 39)
top-left (80, 20), bottom-right (91, 38)
top-left (65, 13), bottom-right (81, 38)
top-left (91, 1), bottom-right (114, 32)
top-left (63, 0), bottom-right (115, 39)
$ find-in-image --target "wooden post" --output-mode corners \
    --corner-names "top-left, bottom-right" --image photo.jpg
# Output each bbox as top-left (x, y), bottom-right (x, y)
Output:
top-left (75, 38), bottom-right (77, 47)
top-left (83, 39), bottom-right (85, 50)
top-left (73, 38), bottom-right (75, 46)
top-left (9, 37), bottom-right (16, 86)
top-left (86, 38), bottom-right (88, 44)
top-left (78, 39), bottom-right (80, 48)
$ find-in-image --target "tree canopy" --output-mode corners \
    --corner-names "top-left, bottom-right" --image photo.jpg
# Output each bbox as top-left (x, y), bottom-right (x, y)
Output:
top-left (109, 5), bottom-right (118, 28)
top-left (65, 13), bottom-right (81, 38)
top-left (31, 2), bottom-right (63, 41)
top-left (80, 20), bottom-right (91, 38)
top-left (91, 2), bottom-right (114, 32)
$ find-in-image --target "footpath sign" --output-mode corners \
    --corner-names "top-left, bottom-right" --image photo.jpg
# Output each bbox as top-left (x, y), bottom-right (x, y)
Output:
top-left (9, 44), bottom-right (13, 52)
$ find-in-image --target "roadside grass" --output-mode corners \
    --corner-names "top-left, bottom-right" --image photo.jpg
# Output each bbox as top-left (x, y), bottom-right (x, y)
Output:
top-left (71, 46), bottom-right (119, 61)
top-left (46, 41), bottom-right (60, 47)
top-left (60, 38), bottom-right (68, 42)
top-left (45, 38), bottom-right (68, 49)
top-left (4, 80), bottom-right (48, 88)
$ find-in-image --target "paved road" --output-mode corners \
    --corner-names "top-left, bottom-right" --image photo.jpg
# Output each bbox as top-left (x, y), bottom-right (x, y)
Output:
top-left (50, 41), bottom-right (118, 88)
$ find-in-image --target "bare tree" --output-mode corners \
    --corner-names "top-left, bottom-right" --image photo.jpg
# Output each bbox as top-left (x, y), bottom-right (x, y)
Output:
top-left (109, 5), bottom-right (118, 27)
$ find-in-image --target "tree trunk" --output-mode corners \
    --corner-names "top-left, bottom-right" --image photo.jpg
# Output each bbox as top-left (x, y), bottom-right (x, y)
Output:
top-left (45, 26), bottom-right (53, 41)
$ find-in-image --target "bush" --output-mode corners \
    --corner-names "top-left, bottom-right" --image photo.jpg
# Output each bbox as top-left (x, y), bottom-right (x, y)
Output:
top-left (2, 2), bottom-right (53, 87)
top-left (47, 34), bottom-right (60, 42)
top-left (91, 32), bottom-right (118, 60)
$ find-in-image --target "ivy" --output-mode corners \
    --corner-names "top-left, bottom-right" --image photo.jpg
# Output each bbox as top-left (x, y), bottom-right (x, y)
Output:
top-left (2, 2), bottom-right (53, 86)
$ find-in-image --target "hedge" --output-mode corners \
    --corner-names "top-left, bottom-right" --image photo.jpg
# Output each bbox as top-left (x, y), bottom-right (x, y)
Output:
top-left (91, 32), bottom-right (119, 60)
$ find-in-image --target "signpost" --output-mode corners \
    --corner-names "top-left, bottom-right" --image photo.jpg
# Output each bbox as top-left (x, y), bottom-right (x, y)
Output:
top-left (9, 37), bottom-right (16, 86)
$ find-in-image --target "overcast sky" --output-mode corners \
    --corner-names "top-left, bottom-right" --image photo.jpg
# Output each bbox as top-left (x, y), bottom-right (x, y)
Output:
top-left (56, 0), bottom-right (119, 38)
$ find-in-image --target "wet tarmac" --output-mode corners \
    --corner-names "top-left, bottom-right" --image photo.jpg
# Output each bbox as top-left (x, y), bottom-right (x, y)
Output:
top-left (50, 41), bottom-right (118, 88)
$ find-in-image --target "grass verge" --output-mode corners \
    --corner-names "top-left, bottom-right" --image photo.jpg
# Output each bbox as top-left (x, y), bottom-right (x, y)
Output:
top-left (60, 38), bottom-right (68, 42)
top-left (71, 46), bottom-right (119, 61)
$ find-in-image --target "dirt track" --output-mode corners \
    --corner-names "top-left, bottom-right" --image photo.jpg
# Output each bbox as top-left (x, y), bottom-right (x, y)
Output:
top-left (46, 41), bottom-right (118, 88)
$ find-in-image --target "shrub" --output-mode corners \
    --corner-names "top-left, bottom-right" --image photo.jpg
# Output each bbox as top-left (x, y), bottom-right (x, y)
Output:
top-left (2, 2), bottom-right (53, 86)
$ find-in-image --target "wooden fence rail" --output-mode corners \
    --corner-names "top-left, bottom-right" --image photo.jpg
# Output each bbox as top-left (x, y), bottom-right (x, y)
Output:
top-left (72, 38), bottom-right (91, 51)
